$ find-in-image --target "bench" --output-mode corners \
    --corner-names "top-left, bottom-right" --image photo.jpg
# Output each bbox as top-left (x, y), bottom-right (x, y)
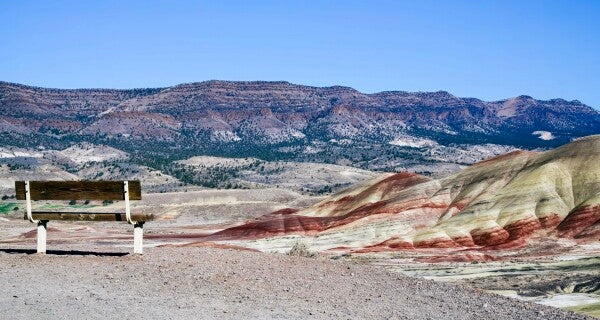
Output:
top-left (15, 180), bottom-right (154, 254)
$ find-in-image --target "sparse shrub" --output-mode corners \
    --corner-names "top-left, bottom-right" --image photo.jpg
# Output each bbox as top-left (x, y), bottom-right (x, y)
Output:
top-left (287, 239), bottom-right (318, 258)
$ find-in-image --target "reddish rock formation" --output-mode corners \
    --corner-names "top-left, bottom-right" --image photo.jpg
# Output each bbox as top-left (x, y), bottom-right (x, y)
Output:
top-left (558, 205), bottom-right (600, 238)
top-left (575, 221), bottom-right (600, 240)
top-left (352, 237), bottom-right (415, 253)
top-left (211, 200), bottom-right (391, 239)
top-left (505, 218), bottom-right (542, 240)
top-left (378, 172), bottom-right (430, 190)
top-left (471, 227), bottom-right (510, 246)
top-left (451, 236), bottom-right (476, 247)
top-left (539, 214), bottom-right (562, 229)
top-left (210, 136), bottom-right (600, 259)
top-left (480, 238), bottom-right (527, 251)
top-left (414, 238), bottom-right (462, 249)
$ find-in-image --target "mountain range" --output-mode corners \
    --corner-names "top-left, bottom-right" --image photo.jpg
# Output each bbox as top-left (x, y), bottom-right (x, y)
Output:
top-left (1, 80), bottom-right (599, 177)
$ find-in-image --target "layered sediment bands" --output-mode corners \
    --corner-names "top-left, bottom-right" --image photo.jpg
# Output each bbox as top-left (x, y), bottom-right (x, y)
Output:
top-left (309, 172), bottom-right (433, 218)
top-left (211, 215), bottom-right (328, 239)
top-left (211, 200), bottom-right (390, 239)
top-left (376, 173), bottom-right (432, 197)
top-left (352, 237), bottom-right (414, 253)
top-left (504, 218), bottom-right (542, 240)
top-left (558, 204), bottom-right (600, 238)
top-left (538, 214), bottom-right (562, 228)
top-left (213, 136), bottom-right (600, 256)
top-left (470, 227), bottom-right (510, 246)
top-left (212, 174), bottom-right (450, 241)
top-left (479, 238), bottom-right (527, 251)
top-left (576, 221), bottom-right (600, 239)
top-left (451, 236), bottom-right (476, 247)
top-left (414, 238), bottom-right (462, 249)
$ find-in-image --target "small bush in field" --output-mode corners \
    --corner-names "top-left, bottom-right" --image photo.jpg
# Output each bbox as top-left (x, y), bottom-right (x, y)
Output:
top-left (287, 239), bottom-right (318, 258)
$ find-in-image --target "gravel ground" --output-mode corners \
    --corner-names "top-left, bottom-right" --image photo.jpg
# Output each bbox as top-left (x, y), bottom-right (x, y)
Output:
top-left (0, 246), bottom-right (591, 320)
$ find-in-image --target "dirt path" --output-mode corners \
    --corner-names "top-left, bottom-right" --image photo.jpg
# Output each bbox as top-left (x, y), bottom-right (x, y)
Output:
top-left (0, 246), bottom-right (590, 319)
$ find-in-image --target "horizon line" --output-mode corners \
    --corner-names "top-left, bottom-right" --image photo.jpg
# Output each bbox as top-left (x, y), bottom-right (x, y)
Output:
top-left (0, 79), bottom-right (593, 108)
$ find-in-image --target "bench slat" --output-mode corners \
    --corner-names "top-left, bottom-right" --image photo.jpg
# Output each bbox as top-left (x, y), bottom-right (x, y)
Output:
top-left (24, 212), bottom-right (154, 222)
top-left (15, 181), bottom-right (141, 201)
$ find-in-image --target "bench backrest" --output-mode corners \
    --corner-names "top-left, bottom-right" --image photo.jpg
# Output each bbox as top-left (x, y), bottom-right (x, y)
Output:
top-left (15, 180), bottom-right (141, 201)
top-left (15, 180), bottom-right (147, 254)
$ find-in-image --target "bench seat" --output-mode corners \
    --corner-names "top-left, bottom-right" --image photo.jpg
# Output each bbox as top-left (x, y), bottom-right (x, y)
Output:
top-left (15, 180), bottom-right (148, 254)
top-left (24, 212), bottom-right (155, 222)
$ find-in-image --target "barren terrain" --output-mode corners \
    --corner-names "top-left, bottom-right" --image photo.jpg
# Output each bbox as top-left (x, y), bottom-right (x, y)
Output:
top-left (2, 138), bottom-right (600, 318)
top-left (0, 188), bottom-right (598, 318)
top-left (0, 246), bottom-right (591, 320)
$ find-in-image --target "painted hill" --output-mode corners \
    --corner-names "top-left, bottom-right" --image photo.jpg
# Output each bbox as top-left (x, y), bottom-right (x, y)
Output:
top-left (210, 135), bottom-right (600, 259)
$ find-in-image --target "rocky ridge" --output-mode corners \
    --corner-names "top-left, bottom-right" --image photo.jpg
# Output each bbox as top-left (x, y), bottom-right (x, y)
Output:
top-left (1, 80), bottom-right (598, 174)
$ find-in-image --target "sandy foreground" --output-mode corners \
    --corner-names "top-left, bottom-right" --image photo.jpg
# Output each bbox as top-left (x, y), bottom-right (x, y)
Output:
top-left (0, 246), bottom-right (591, 320)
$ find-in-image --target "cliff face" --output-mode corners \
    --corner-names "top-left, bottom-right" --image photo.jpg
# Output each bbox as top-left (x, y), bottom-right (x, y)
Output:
top-left (211, 136), bottom-right (600, 257)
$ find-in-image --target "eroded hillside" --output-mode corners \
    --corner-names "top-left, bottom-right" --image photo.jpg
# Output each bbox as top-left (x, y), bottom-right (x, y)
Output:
top-left (209, 135), bottom-right (600, 261)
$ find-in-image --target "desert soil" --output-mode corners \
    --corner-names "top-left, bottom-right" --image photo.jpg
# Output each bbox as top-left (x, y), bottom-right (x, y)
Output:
top-left (0, 246), bottom-right (592, 320)
top-left (1, 189), bottom-right (597, 319)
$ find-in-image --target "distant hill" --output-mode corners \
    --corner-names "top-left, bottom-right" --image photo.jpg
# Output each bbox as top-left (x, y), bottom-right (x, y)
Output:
top-left (1, 80), bottom-right (598, 176)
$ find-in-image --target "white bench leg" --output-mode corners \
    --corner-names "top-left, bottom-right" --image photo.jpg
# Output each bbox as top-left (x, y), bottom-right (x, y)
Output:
top-left (37, 221), bottom-right (47, 254)
top-left (133, 222), bottom-right (144, 254)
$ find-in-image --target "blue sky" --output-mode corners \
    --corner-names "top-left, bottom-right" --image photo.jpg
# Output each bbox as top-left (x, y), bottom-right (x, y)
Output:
top-left (1, 0), bottom-right (599, 108)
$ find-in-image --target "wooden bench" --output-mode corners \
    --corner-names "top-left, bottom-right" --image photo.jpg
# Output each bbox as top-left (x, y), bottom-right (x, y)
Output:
top-left (15, 180), bottom-right (154, 254)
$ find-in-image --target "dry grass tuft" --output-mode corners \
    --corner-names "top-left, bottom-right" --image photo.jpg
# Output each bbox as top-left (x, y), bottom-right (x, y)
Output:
top-left (287, 239), bottom-right (318, 258)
